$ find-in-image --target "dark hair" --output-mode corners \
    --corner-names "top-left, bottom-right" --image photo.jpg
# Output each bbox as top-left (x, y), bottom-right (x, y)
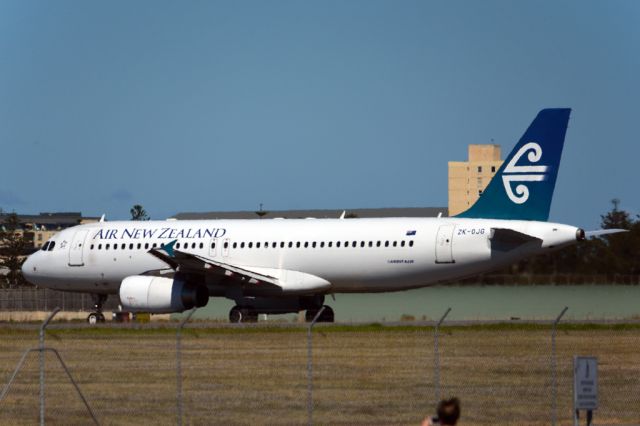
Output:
top-left (437, 397), bottom-right (460, 425)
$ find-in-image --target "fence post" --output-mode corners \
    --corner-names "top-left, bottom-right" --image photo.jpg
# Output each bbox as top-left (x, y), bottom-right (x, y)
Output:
top-left (40, 307), bottom-right (61, 426)
top-left (176, 309), bottom-right (196, 426)
top-left (434, 307), bottom-right (451, 403)
top-left (551, 306), bottom-right (568, 426)
top-left (307, 306), bottom-right (326, 426)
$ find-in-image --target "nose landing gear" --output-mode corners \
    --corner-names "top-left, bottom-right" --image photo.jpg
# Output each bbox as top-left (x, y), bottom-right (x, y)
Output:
top-left (87, 294), bottom-right (108, 324)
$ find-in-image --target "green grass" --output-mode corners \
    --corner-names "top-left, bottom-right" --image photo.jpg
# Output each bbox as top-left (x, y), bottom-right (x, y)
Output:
top-left (0, 323), bottom-right (638, 425)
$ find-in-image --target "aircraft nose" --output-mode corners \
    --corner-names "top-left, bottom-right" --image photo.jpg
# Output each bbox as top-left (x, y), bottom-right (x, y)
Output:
top-left (21, 254), bottom-right (37, 283)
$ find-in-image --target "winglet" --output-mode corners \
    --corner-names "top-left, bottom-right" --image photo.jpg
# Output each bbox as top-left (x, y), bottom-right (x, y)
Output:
top-left (162, 239), bottom-right (178, 257)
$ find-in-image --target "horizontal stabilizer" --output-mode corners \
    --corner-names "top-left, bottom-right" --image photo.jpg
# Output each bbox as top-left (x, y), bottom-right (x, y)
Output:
top-left (584, 229), bottom-right (628, 238)
top-left (490, 228), bottom-right (541, 252)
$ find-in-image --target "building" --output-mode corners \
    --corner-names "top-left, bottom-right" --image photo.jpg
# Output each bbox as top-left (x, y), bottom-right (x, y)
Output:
top-left (0, 212), bottom-right (100, 249)
top-left (448, 144), bottom-right (503, 216)
top-left (171, 207), bottom-right (448, 221)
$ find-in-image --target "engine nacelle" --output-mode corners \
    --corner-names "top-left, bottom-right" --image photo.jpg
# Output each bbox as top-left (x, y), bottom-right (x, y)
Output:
top-left (119, 276), bottom-right (208, 313)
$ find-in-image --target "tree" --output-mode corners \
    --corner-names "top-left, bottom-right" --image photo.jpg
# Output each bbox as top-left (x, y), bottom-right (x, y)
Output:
top-left (130, 205), bottom-right (150, 221)
top-left (0, 212), bottom-right (28, 288)
top-left (255, 203), bottom-right (268, 219)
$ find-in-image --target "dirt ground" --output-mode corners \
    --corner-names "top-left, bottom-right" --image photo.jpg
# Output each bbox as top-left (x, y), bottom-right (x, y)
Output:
top-left (0, 323), bottom-right (638, 425)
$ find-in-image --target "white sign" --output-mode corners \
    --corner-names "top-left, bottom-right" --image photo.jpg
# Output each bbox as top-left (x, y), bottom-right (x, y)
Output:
top-left (574, 356), bottom-right (598, 410)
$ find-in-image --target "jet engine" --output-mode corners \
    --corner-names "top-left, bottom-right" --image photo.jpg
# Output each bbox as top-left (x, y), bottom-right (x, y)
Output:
top-left (119, 276), bottom-right (208, 313)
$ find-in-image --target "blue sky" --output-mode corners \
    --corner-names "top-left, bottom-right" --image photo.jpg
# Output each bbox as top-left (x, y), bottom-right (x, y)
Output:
top-left (1, 1), bottom-right (638, 228)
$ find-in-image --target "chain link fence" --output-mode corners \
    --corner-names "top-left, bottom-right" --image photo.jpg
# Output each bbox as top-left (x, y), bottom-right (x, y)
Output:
top-left (0, 288), bottom-right (120, 312)
top-left (0, 310), bottom-right (639, 425)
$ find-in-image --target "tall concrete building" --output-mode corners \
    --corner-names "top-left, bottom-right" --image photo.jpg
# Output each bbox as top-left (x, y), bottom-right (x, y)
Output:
top-left (448, 144), bottom-right (503, 216)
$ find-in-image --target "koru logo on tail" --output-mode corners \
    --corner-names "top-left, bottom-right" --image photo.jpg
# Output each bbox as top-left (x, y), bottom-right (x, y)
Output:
top-left (501, 142), bottom-right (548, 204)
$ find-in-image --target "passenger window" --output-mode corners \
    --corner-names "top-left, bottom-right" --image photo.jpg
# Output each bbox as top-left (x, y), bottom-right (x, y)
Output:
top-left (368, 241), bottom-right (373, 247)
top-left (336, 241), bottom-right (340, 248)
top-left (211, 242), bottom-right (215, 249)
top-left (98, 244), bottom-right (102, 250)
top-left (137, 243), bottom-right (141, 249)
top-left (401, 241), bottom-right (406, 247)
top-left (376, 241), bottom-right (381, 247)
top-left (224, 242), bottom-right (229, 249)
top-left (176, 243), bottom-right (181, 249)
top-left (248, 242), bottom-right (253, 249)
top-left (304, 242), bottom-right (309, 248)
top-left (409, 240), bottom-right (414, 247)
top-left (312, 242), bottom-right (316, 248)
top-left (256, 242), bottom-right (260, 248)
top-left (360, 241), bottom-right (365, 247)
top-left (385, 241), bottom-right (389, 247)
top-left (145, 243), bottom-right (149, 249)
top-left (129, 243), bottom-right (133, 250)
top-left (393, 241), bottom-right (397, 247)
top-left (106, 244), bottom-right (110, 250)
top-left (287, 242), bottom-right (292, 248)
top-left (273, 242), bottom-right (278, 248)
top-left (161, 243), bottom-right (165, 248)
top-left (199, 242), bottom-right (203, 249)
top-left (152, 243), bottom-right (157, 248)
top-left (240, 242), bottom-right (245, 249)
top-left (296, 242), bottom-right (301, 248)
top-left (113, 244), bottom-right (118, 251)
top-left (352, 241), bottom-right (357, 247)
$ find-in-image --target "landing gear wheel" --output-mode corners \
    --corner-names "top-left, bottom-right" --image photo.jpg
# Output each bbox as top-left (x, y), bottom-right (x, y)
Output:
top-left (87, 312), bottom-right (105, 324)
top-left (229, 306), bottom-right (243, 323)
top-left (319, 305), bottom-right (334, 322)
top-left (306, 305), bottom-right (335, 323)
top-left (229, 306), bottom-right (259, 323)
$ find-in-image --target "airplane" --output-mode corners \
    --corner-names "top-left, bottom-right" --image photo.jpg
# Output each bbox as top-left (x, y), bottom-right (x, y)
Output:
top-left (21, 108), bottom-right (625, 324)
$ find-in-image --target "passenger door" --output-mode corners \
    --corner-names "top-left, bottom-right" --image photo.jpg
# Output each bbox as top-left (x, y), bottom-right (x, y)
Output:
top-left (435, 225), bottom-right (455, 264)
top-left (68, 229), bottom-right (90, 266)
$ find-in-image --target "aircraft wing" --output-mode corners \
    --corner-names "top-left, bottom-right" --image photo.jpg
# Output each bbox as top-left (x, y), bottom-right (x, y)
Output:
top-left (148, 242), bottom-right (280, 287)
top-left (147, 240), bottom-right (331, 293)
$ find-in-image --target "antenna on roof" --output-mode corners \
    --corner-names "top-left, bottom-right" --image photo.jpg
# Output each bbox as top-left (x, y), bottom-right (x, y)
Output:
top-left (99, 214), bottom-right (106, 223)
top-left (339, 210), bottom-right (346, 219)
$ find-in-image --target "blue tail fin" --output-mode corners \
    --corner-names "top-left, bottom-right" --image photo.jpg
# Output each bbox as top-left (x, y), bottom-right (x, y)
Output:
top-left (456, 108), bottom-right (571, 221)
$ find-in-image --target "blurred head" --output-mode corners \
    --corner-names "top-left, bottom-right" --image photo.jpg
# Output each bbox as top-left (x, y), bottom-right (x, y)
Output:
top-left (437, 397), bottom-right (460, 425)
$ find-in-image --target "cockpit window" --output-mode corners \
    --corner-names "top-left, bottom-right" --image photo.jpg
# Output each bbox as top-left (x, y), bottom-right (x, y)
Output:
top-left (48, 241), bottom-right (55, 251)
top-left (41, 241), bottom-right (50, 251)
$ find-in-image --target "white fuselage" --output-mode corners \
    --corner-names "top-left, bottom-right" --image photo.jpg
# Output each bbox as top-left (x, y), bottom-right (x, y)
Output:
top-left (22, 217), bottom-right (579, 295)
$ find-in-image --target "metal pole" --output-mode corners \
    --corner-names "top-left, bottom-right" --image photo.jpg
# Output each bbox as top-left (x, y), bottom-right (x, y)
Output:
top-left (177, 309), bottom-right (196, 426)
top-left (307, 306), bottom-right (326, 426)
top-left (552, 306), bottom-right (568, 426)
top-left (434, 307), bottom-right (451, 403)
top-left (40, 307), bottom-right (61, 426)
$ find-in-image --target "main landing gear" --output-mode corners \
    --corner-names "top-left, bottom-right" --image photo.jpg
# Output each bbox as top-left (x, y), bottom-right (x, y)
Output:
top-left (305, 305), bottom-right (334, 323)
top-left (87, 294), bottom-right (108, 324)
top-left (229, 306), bottom-right (259, 323)
top-left (227, 305), bottom-right (335, 323)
